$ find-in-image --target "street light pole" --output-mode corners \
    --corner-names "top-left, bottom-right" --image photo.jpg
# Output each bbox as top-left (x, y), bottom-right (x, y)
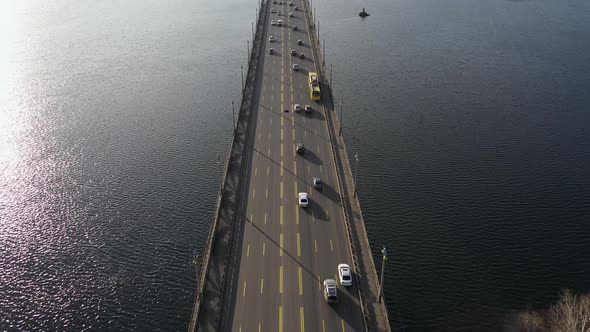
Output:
top-left (339, 100), bottom-right (343, 136)
top-left (217, 154), bottom-right (222, 194)
top-left (232, 100), bottom-right (236, 130)
top-left (378, 246), bottom-right (388, 302)
top-left (241, 65), bottom-right (244, 91)
top-left (354, 153), bottom-right (359, 197)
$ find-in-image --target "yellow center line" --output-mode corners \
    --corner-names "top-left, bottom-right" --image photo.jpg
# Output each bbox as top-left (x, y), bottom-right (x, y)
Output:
top-left (268, 147), bottom-right (271, 156)
top-left (247, 244), bottom-right (250, 257)
top-left (292, 128), bottom-right (295, 138)
top-left (294, 181), bottom-right (298, 197)
top-left (299, 306), bottom-right (305, 332)
top-left (243, 280), bottom-right (247, 297)
top-left (294, 160), bottom-right (297, 176)
top-left (280, 181), bottom-right (284, 199)
top-left (264, 212), bottom-right (267, 225)
top-left (279, 266), bottom-right (284, 294)
top-left (281, 116), bottom-right (284, 126)
top-left (297, 233), bottom-right (301, 257)
top-left (280, 205), bottom-right (284, 225)
top-left (341, 320), bottom-right (345, 332)
top-left (323, 320), bottom-right (326, 332)
top-left (312, 211), bottom-right (315, 223)
top-left (295, 202), bottom-right (299, 224)
top-left (266, 187), bottom-right (269, 198)
top-left (317, 146), bottom-right (320, 154)
top-left (330, 240), bottom-right (334, 252)
top-left (298, 267), bottom-right (303, 296)
top-left (270, 118), bottom-right (272, 126)
top-left (255, 167), bottom-right (258, 176)
top-left (318, 276), bottom-right (321, 290)
top-left (267, 166), bottom-right (270, 175)
top-left (281, 144), bottom-right (284, 157)
top-left (260, 278), bottom-right (264, 294)
top-left (320, 165), bottom-right (323, 173)
top-left (280, 161), bottom-right (284, 176)
top-left (314, 240), bottom-right (317, 253)
top-left (279, 305), bottom-right (284, 332)
top-left (280, 233), bottom-right (284, 256)
top-left (252, 189), bottom-right (256, 199)
top-left (281, 128), bottom-right (284, 141)
top-left (269, 132), bottom-right (272, 140)
top-left (259, 323), bottom-right (262, 332)
top-left (263, 242), bottom-right (266, 256)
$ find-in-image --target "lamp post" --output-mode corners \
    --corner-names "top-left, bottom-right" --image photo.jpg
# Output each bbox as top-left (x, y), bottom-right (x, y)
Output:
top-left (353, 153), bottom-right (359, 197)
top-left (217, 154), bottom-right (222, 194)
top-left (241, 65), bottom-right (244, 91)
top-left (193, 249), bottom-right (201, 302)
top-left (339, 99), bottom-right (343, 136)
top-left (377, 246), bottom-right (388, 302)
top-left (232, 100), bottom-right (236, 130)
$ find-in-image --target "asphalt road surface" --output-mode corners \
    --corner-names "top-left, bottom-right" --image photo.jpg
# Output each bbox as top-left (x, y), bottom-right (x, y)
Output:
top-left (222, 1), bottom-right (365, 331)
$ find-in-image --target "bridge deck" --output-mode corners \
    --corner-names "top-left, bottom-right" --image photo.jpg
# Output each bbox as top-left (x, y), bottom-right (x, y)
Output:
top-left (191, 0), bottom-right (390, 330)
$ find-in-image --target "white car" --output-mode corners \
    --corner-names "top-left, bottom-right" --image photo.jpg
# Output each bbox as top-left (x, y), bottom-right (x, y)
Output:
top-left (271, 20), bottom-right (276, 26)
top-left (277, 19), bottom-right (283, 26)
top-left (292, 64), bottom-right (299, 71)
top-left (271, 8), bottom-right (275, 13)
top-left (338, 264), bottom-right (352, 286)
top-left (294, 104), bottom-right (301, 112)
top-left (304, 105), bottom-right (312, 113)
top-left (269, 36), bottom-right (274, 42)
top-left (298, 192), bottom-right (309, 207)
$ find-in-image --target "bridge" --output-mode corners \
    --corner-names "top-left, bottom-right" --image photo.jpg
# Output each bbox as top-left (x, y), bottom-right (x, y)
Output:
top-left (189, 0), bottom-right (390, 330)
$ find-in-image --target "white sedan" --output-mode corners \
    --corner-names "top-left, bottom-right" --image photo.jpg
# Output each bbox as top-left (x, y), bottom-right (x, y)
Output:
top-left (269, 36), bottom-right (274, 42)
top-left (298, 192), bottom-right (309, 207)
top-left (338, 264), bottom-right (352, 286)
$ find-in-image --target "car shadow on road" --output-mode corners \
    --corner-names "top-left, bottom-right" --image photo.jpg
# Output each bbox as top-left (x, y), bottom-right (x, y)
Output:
top-left (318, 182), bottom-right (340, 205)
top-left (298, 148), bottom-right (322, 166)
top-left (304, 202), bottom-right (329, 221)
top-left (333, 284), bottom-right (364, 328)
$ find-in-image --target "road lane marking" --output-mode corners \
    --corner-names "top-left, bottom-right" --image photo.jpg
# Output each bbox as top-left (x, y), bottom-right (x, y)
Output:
top-left (320, 165), bottom-right (322, 173)
top-left (304, 131), bottom-right (307, 137)
top-left (280, 205), bottom-right (284, 225)
top-left (281, 161), bottom-right (284, 176)
top-left (341, 320), bottom-right (345, 332)
top-left (307, 165), bottom-right (310, 173)
top-left (250, 214), bottom-right (253, 224)
top-left (252, 189), bottom-right (256, 199)
top-left (281, 116), bottom-right (284, 126)
top-left (268, 147), bottom-right (271, 156)
top-left (259, 323), bottom-right (262, 332)
top-left (312, 211), bottom-right (315, 223)
top-left (281, 144), bottom-right (284, 157)
top-left (297, 233), bottom-right (301, 257)
top-left (281, 128), bottom-right (284, 141)
top-left (279, 306), bottom-right (284, 332)
top-left (294, 160), bottom-right (297, 176)
top-left (280, 181), bottom-right (284, 199)
top-left (270, 118), bottom-right (272, 126)
top-left (318, 277), bottom-right (321, 290)
top-left (255, 167), bottom-right (258, 176)
top-left (294, 181), bottom-right (298, 197)
top-left (243, 280), bottom-right (247, 297)
top-left (323, 320), bottom-right (326, 332)
top-left (269, 132), bottom-right (272, 140)
top-left (280, 266), bottom-right (284, 293)
top-left (295, 202), bottom-right (299, 224)
top-left (264, 212), bottom-right (267, 225)
top-left (266, 187), bottom-right (268, 198)
top-left (292, 128), bottom-right (295, 138)
top-left (247, 244), bottom-right (250, 257)
top-left (314, 240), bottom-right (317, 253)
top-left (260, 278), bottom-right (264, 294)
top-left (258, 132), bottom-right (261, 140)
top-left (317, 145), bottom-right (320, 154)
top-left (298, 267), bottom-right (303, 296)
top-left (267, 166), bottom-right (270, 175)
top-left (300, 306), bottom-right (305, 332)
top-left (280, 233), bottom-right (284, 256)
top-left (330, 240), bottom-right (334, 252)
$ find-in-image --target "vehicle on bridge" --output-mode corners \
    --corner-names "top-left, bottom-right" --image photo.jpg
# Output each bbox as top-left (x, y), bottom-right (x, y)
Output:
top-left (338, 264), bottom-right (353, 287)
top-left (308, 72), bottom-right (321, 101)
top-left (323, 279), bottom-right (338, 304)
top-left (298, 192), bottom-right (309, 207)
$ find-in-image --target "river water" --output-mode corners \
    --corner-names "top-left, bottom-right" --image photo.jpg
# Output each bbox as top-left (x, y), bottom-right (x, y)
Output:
top-left (1, 0), bottom-right (589, 330)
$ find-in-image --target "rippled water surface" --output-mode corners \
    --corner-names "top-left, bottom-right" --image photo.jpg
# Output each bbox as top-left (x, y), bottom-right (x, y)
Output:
top-left (2, 0), bottom-right (590, 330)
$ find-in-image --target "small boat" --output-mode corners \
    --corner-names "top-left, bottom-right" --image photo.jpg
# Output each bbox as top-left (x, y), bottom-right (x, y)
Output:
top-left (359, 8), bottom-right (370, 17)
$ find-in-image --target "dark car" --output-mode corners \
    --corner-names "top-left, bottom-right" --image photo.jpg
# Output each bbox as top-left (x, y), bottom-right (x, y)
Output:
top-left (299, 53), bottom-right (304, 59)
top-left (296, 143), bottom-right (305, 154)
top-left (291, 49), bottom-right (297, 56)
top-left (297, 39), bottom-right (303, 45)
